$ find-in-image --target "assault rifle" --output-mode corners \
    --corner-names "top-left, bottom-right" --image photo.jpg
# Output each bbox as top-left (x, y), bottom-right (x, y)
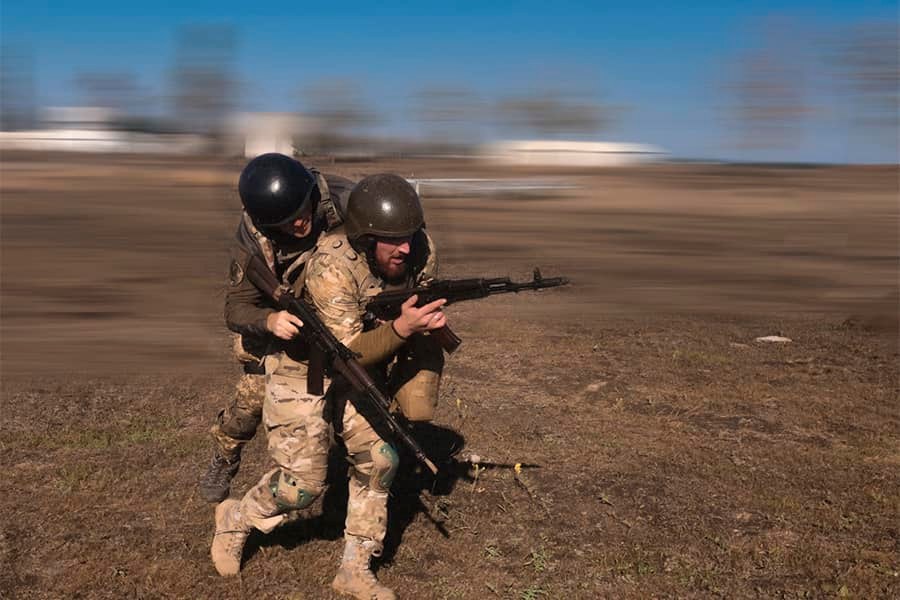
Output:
top-left (365, 268), bottom-right (569, 353)
top-left (244, 254), bottom-right (438, 474)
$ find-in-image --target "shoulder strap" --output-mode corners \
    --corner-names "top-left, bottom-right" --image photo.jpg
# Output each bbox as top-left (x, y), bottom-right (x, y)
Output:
top-left (313, 170), bottom-right (355, 230)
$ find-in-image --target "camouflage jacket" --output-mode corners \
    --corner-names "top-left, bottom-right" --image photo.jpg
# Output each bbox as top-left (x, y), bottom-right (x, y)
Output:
top-left (303, 227), bottom-right (439, 348)
top-left (224, 170), bottom-right (354, 359)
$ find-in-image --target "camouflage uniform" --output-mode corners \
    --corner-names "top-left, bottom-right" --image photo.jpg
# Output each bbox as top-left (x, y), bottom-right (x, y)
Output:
top-left (208, 170), bottom-right (353, 464)
top-left (231, 225), bottom-right (439, 547)
top-left (209, 365), bottom-right (265, 461)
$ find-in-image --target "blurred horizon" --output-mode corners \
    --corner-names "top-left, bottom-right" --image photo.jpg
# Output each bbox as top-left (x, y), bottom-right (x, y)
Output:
top-left (1, 1), bottom-right (897, 164)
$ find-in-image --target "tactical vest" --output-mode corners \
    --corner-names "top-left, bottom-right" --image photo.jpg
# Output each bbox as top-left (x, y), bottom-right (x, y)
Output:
top-left (311, 226), bottom-right (386, 310)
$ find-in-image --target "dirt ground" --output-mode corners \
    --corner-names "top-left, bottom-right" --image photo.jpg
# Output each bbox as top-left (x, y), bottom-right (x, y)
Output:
top-left (1, 152), bottom-right (897, 599)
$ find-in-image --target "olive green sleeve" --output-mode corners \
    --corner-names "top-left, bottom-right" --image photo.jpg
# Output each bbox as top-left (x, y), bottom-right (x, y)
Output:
top-left (224, 245), bottom-right (275, 337)
top-left (345, 322), bottom-right (406, 367)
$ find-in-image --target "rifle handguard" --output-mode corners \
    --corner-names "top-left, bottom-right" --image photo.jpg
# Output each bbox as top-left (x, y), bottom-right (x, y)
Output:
top-left (365, 268), bottom-right (569, 357)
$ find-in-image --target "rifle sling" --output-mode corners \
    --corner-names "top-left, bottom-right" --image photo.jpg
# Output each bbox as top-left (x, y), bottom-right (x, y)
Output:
top-left (307, 346), bottom-right (325, 395)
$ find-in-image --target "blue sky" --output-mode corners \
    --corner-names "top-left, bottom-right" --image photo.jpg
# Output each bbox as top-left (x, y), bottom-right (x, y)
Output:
top-left (2, 1), bottom-right (897, 162)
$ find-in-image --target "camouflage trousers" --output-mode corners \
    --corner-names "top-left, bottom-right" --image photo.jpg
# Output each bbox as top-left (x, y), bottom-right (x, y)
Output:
top-left (210, 331), bottom-right (445, 463)
top-left (210, 373), bottom-right (264, 461)
top-left (237, 352), bottom-right (396, 546)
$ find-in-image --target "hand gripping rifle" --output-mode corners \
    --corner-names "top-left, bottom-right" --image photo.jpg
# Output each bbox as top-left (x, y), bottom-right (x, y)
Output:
top-left (366, 268), bottom-right (569, 353)
top-left (244, 254), bottom-right (438, 474)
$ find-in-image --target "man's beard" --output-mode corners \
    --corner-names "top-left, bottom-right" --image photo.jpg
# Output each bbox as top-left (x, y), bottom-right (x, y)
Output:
top-left (378, 260), bottom-right (408, 284)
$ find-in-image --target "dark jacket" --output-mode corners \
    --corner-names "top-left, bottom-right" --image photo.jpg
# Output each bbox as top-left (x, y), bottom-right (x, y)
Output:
top-left (224, 170), bottom-right (354, 359)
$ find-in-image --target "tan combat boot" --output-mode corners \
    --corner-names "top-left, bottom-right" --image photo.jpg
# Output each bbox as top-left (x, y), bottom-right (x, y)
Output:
top-left (331, 537), bottom-right (396, 600)
top-left (211, 499), bottom-right (250, 576)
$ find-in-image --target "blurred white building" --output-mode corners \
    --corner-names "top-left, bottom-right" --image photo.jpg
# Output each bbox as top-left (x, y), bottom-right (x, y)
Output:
top-left (227, 112), bottom-right (310, 158)
top-left (0, 106), bottom-right (205, 154)
top-left (481, 140), bottom-right (666, 167)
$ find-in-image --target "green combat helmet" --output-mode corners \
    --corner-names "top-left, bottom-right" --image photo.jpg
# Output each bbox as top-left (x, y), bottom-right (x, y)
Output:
top-left (344, 174), bottom-right (424, 241)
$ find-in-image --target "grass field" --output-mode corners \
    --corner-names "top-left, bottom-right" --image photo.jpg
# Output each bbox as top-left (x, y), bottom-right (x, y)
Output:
top-left (1, 153), bottom-right (897, 598)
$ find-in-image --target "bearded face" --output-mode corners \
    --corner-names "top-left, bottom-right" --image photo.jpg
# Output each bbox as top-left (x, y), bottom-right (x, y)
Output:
top-left (373, 235), bottom-right (413, 282)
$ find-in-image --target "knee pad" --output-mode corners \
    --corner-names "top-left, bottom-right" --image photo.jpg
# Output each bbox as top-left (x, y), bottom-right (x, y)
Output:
top-left (350, 441), bottom-right (399, 494)
top-left (393, 370), bottom-right (440, 422)
top-left (390, 334), bottom-right (444, 422)
top-left (267, 470), bottom-right (322, 511)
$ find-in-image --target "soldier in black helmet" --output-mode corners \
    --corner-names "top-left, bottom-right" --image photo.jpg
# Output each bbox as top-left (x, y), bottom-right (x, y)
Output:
top-left (211, 173), bottom-right (447, 600)
top-left (198, 152), bottom-right (354, 503)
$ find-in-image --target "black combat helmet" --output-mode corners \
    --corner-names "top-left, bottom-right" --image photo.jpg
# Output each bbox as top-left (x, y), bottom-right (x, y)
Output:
top-left (344, 174), bottom-right (424, 241)
top-left (238, 153), bottom-right (319, 229)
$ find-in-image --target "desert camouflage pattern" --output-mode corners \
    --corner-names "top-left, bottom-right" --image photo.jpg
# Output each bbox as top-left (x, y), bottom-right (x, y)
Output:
top-left (304, 228), bottom-right (383, 345)
top-left (232, 225), bottom-right (439, 551)
top-left (305, 226), bottom-right (444, 421)
top-left (236, 353), bottom-right (393, 544)
top-left (303, 227), bottom-right (438, 341)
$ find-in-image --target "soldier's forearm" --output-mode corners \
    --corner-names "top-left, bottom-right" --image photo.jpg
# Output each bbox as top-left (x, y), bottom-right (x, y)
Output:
top-left (345, 322), bottom-right (405, 366)
top-left (225, 275), bottom-right (278, 337)
top-left (225, 304), bottom-right (275, 338)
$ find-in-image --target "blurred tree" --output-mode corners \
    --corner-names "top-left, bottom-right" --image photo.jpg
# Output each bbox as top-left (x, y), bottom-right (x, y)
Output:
top-left (728, 18), bottom-right (813, 150)
top-left (411, 85), bottom-right (482, 149)
top-left (169, 24), bottom-right (237, 138)
top-left (831, 22), bottom-right (898, 145)
top-left (298, 79), bottom-right (378, 153)
top-left (495, 89), bottom-right (609, 139)
top-left (74, 72), bottom-right (142, 114)
top-left (0, 44), bottom-right (36, 131)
